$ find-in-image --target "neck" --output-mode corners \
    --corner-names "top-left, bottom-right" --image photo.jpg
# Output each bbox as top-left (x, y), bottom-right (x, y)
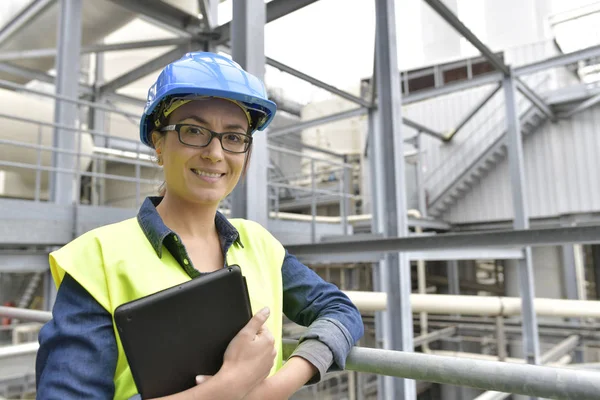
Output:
top-left (156, 192), bottom-right (218, 239)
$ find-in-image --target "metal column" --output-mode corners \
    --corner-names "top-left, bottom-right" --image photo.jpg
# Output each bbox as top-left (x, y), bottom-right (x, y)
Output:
top-left (230, 0), bottom-right (268, 226)
top-left (91, 52), bottom-right (107, 206)
top-left (561, 245), bottom-right (580, 300)
top-left (503, 71), bottom-right (541, 367)
top-left (447, 260), bottom-right (460, 295)
top-left (50, 0), bottom-right (83, 205)
top-left (415, 133), bottom-right (427, 217)
top-left (374, 0), bottom-right (415, 398)
top-left (368, 109), bottom-right (387, 400)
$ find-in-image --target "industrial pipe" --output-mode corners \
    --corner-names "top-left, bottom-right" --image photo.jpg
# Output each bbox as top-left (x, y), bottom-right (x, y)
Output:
top-left (283, 339), bottom-right (600, 399)
top-left (343, 292), bottom-right (600, 318)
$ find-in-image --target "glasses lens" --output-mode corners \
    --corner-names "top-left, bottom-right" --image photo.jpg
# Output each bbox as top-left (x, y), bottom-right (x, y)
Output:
top-left (221, 133), bottom-right (251, 153)
top-left (179, 125), bottom-right (211, 147)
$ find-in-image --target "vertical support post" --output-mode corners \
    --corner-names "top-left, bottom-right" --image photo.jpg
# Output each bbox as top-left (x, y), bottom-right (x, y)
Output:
top-left (415, 132), bottom-right (427, 217)
top-left (447, 260), bottom-right (460, 295)
top-left (503, 71), bottom-right (541, 368)
top-left (50, 0), bottom-right (83, 206)
top-left (368, 109), bottom-right (387, 400)
top-left (230, 0), bottom-right (268, 226)
top-left (374, 0), bottom-right (414, 398)
top-left (340, 160), bottom-right (350, 235)
top-left (496, 316), bottom-right (507, 361)
top-left (593, 245), bottom-right (600, 300)
top-left (35, 125), bottom-right (43, 202)
top-left (311, 159), bottom-right (317, 243)
top-left (204, 0), bottom-right (220, 52)
top-left (43, 268), bottom-right (57, 311)
top-left (91, 52), bottom-right (107, 206)
top-left (562, 244), bottom-right (580, 300)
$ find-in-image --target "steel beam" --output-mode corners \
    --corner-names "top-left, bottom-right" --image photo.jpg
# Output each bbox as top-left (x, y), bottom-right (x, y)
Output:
top-left (269, 107), bottom-right (368, 138)
top-left (50, 0), bottom-right (82, 207)
top-left (269, 136), bottom-right (345, 159)
top-left (402, 118), bottom-right (445, 140)
top-left (0, 38), bottom-right (192, 62)
top-left (285, 225), bottom-right (600, 258)
top-left (503, 72), bottom-right (541, 371)
top-left (516, 79), bottom-right (556, 121)
top-left (423, 0), bottom-right (509, 75)
top-left (294, 247), bottom-right (525, 265)
top-left (374, 0), bottom-right (415, 397)
top-left (214, 0), bottom-right (319, 45)
top-left (104, 0), bottom-right (201, 36)
top-left (562, 92), bottom-right (600, 118)
top-left (0, 0), bottom-right (55, 46)
top-left (413, 326), bottom-right (457, 347)
top-left (99, 46), bottom-right (188, 95)
top-left (447, 84), bottom-right (502, 140)
top-left (229, 0), bottom-right (268, 226)
top-left (0, 62), bottom-right (58, 85)
top-left (562, 245), bottom-right (580, 301)
top-left (402, 72), bottom-right (503, 104)
top-left (415, 134), bottom-right (427, 216)
top-left (198, 0), bottom-right (216, 30)
top-left (266, 56), bottom-right (371, 107)
top-left (447, 260), bottom-right (460, 295)
top-left (515, 44), bottom-right (600, 76)
top-left (540, 335), bottom-right (580, 364)
top-left (0, 253), bottom-right (49, 273)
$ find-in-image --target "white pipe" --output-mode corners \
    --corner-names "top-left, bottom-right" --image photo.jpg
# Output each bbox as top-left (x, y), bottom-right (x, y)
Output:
top-left (342, 291), bottom-right (600, 318)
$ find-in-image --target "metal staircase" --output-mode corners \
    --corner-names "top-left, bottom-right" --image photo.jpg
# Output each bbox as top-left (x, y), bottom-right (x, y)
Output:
top-left (428, 105), bottom-right (549, 216)
top-left (426, 75), bottom-right (552, 217)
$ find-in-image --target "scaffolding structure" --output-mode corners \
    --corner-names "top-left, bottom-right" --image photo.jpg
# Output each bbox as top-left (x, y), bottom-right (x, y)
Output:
top-left (1, 0), bottom-right (600, 399)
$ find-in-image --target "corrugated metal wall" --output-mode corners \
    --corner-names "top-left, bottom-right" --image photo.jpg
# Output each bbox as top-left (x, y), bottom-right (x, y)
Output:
top-left (443, 104), bottom-right (600, 223)
top-left (402, 40), bottom-right (600, 224)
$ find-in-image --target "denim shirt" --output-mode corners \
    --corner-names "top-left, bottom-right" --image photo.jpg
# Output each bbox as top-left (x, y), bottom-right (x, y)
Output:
top-left (36, 197), bottom-right (364, 399)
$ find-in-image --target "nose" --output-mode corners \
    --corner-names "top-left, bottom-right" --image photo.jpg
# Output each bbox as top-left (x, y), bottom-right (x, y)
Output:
top-left (200, 135), bottom-right (224, 163)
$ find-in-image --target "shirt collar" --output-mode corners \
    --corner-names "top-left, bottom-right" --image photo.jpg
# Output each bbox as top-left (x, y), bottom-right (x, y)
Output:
top-left (137, 196), bottom-right (242, 257)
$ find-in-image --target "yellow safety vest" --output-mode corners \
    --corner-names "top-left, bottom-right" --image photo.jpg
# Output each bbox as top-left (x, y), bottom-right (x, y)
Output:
top-left (48, 217), bottom-right (286, 400)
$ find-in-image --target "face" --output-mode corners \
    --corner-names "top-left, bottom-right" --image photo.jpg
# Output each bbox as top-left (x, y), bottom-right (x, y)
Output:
top-left (152, 98), bottom-right (250, 207)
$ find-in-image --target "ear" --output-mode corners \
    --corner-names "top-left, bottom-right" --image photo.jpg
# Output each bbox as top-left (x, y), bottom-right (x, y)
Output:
top-left (151, 130), bottom-right (164, 154)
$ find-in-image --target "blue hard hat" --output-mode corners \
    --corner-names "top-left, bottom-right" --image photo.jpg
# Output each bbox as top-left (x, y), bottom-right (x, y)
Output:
top-left (139, 51), bottom-right (277, 148)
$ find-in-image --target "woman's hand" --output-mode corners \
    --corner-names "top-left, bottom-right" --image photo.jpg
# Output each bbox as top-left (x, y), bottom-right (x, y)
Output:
top-left (197, 307), bottom-right (277, 397)
top-left (197, 355), bottom-right (317, 400)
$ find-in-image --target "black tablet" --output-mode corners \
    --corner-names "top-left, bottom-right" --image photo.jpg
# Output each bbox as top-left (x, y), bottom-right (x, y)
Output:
top-left (114, 265), bottom-right (253, 399)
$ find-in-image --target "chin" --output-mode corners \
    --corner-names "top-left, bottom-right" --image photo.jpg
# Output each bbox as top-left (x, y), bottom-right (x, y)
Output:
top-left (187, 189), bottom-right (226, 206)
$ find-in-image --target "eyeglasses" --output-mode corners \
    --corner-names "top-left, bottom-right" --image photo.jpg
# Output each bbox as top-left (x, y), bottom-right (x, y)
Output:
top-left (159, 124), bottom-right (252, 154)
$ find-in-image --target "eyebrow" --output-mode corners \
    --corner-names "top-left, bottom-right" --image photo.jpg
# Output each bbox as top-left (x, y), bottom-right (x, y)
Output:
top-left (177, 115), bottom-right (248, 132)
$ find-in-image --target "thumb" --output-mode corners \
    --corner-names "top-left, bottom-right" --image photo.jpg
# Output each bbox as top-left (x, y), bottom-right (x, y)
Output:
top-left (195, 375), bottom-right (213, 385)
top-left (243, 307), bottom-right (270, 334)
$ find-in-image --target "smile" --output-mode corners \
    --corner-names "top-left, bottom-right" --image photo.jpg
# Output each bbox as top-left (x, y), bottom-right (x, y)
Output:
top-left (190, 169), bottom-right (224, 178)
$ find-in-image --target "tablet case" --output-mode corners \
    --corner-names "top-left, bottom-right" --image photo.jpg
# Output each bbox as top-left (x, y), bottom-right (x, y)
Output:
top-left (114, 265), bottom-right (252, 399)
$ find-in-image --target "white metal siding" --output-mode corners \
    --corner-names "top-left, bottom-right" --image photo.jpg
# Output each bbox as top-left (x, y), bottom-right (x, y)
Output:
top-left (443, 104), bottom-right (600, 223)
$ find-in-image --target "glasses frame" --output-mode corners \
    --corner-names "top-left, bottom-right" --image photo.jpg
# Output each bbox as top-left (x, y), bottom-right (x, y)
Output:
top-left (159, 124), bottom-right (253, 154)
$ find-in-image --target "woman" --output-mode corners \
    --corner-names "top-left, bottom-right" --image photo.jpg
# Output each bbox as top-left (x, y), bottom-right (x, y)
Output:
top-left (35, 52), bottom-right (364, 400)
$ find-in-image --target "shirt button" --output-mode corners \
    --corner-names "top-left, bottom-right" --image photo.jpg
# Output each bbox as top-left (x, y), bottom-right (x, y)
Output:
top-left (183, 259), bottom-right (189, 265)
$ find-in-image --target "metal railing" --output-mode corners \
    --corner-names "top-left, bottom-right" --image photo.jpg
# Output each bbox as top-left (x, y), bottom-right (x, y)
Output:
top-left (1, 79), bottom-right (357, 227)
top-left (0, 306), bottom-right (599, 399)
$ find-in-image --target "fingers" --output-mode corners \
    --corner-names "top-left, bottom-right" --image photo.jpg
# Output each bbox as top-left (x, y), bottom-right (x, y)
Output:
top-left (241, 307), bottom-right (270, 337)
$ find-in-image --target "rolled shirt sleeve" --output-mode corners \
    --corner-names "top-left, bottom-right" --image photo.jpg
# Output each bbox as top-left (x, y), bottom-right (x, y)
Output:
top-left (281, 250), bottom-right (364, 382)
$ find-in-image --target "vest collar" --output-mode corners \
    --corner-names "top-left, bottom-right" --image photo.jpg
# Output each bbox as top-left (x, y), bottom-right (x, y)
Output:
top-left (137, 196), bottom-right (243, 258)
